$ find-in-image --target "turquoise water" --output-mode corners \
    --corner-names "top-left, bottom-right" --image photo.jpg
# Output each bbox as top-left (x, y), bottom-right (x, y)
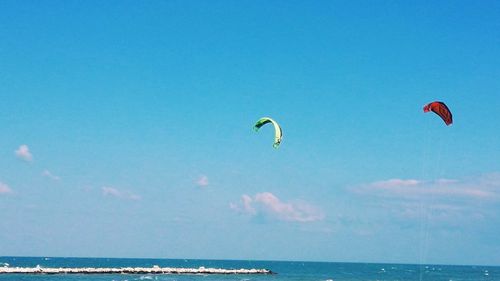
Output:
top-left (0, 257), bottom-right (498, 281)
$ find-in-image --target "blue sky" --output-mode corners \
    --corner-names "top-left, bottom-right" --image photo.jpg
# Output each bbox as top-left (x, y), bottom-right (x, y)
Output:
top-left (1, 0), bottom-right (500, 265)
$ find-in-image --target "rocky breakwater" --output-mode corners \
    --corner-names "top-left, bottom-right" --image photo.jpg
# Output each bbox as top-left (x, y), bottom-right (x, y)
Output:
top-left (0, 265), bottom-right (275, 275)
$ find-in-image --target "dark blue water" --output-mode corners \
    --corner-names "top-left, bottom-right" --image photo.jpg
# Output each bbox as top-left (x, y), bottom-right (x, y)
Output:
top-left (0, 257), bottom-right (498, 281)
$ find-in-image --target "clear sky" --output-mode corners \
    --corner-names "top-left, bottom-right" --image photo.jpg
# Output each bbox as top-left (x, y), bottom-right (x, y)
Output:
top-left (1, 0), bottom-right (499, 266)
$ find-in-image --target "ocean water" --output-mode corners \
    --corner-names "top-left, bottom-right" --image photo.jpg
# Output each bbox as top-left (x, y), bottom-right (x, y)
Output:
top-left (0, 257), bottom-right (498, 281)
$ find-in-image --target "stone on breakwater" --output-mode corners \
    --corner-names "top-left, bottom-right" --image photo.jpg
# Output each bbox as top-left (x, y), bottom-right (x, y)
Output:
top-left (0, 266), bottom-right (275, 275)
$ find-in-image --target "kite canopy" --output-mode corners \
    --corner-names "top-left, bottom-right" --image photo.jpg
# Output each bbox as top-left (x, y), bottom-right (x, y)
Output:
top-left (253, 117), bottom-right (282, 148)
top-left (423, 101), bottom-right (453, 126)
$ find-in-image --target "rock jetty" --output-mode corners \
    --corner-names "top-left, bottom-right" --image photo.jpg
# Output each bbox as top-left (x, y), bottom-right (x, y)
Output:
top-left (0, 265), bottom-right (274, 275)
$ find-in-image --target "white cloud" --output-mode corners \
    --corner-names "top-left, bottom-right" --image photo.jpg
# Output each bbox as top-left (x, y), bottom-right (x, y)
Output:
top-left (196, 175), bottom-right (209, 187)
top-left (42, 170), bottom-right (61, 181)
top-left (101, 186), bottom-right (141, 201)
top-left (14, 144), bottom-right (33, 162)
top-left (241, 194), bottom-right (256, 214)
top-left (231, 192), bottom-right (324, 223)
top-left (102, 186), bottom-right (121, 197)
top-left (0, 182), bottom-right (12, 194)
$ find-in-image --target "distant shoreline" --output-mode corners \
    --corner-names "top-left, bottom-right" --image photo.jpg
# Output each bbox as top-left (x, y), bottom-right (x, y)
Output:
top-left (0, 265), bottom-right (275, 275)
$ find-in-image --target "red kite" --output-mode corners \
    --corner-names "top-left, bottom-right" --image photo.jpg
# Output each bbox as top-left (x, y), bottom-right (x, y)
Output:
top-left (423, 101), bottom-right (453, 126)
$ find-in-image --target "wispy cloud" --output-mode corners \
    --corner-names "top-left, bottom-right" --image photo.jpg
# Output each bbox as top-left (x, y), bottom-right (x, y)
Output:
top-left (14, 144), bottom-right (33, 162)
top-left (0, 182), bottom-right (12, 194)
top-left (41, 170), bottom-right (61, 181)
top-left (353, 177), bottom-right (498, 200)
top-left (351, 173), bottom-right (500, 225)
top-left (196, 175), bottom-right (209, 187)
top-left (101, 186), bottom-right (141, 201)
top-left (231, 192), bottom-right (324, 223)
top-left (371, 179), bottom-right (421, 188)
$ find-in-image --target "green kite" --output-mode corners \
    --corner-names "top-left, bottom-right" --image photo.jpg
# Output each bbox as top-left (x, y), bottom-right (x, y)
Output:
top-left (253, 117), bottom-right (282, 148)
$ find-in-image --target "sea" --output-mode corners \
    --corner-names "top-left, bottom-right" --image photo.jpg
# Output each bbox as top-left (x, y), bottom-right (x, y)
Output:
top-left (0, 257), bottom-right (498, 281)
